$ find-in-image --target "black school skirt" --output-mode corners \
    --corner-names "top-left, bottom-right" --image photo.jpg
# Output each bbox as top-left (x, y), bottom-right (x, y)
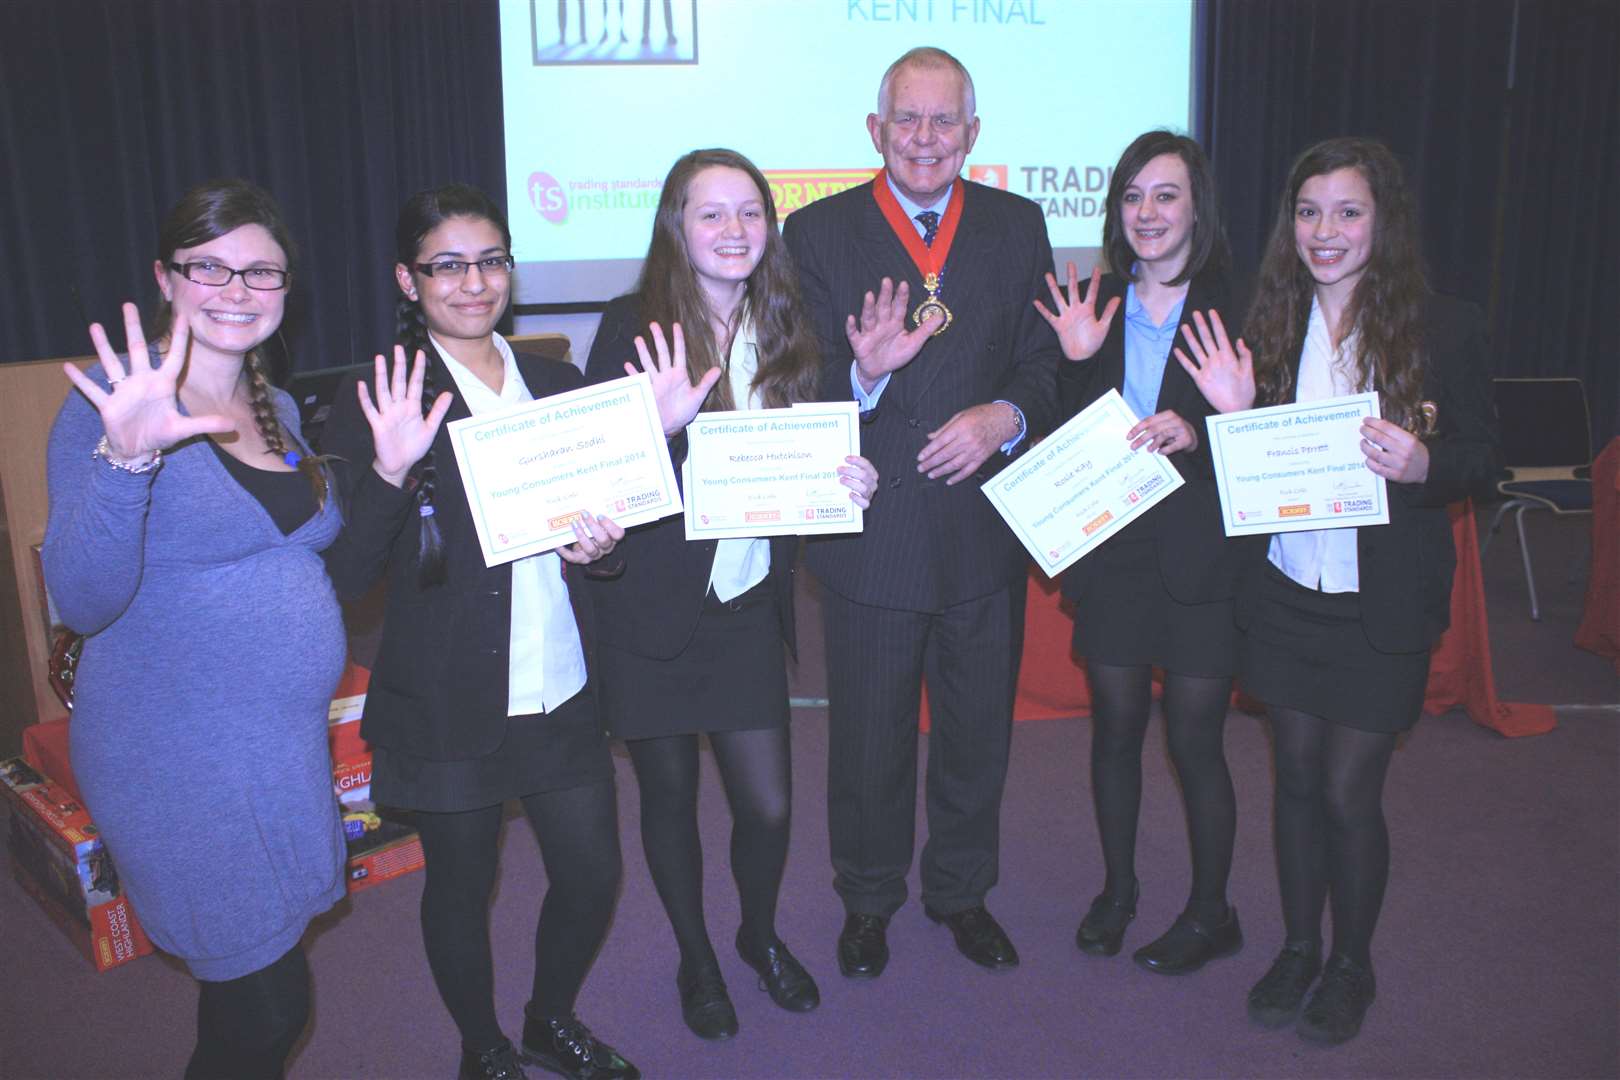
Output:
top-left (1070, 538), bottom-right (1238, 678)
top-left (598, 578), bottom-right (790, 741)
top-left (1239, 562), bottom-right (1430, 733)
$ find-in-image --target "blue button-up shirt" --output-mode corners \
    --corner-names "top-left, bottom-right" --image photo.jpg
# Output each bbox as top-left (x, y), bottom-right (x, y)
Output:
top-left (1121, 281), bottom-right (1186, 422)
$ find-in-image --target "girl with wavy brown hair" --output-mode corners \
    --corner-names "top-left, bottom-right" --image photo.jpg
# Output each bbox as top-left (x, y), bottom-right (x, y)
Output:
top-left (1176, 137), bottom-right (1497, 1045)
top-left (45, 179), bottom-right (443, 1078)
top-left (584, 148), bottom-right (877, 1041)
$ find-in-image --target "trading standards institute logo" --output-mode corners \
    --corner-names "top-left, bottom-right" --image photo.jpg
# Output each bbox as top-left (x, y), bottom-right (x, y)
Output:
top-left (527, 172), bottom-right (567, 223)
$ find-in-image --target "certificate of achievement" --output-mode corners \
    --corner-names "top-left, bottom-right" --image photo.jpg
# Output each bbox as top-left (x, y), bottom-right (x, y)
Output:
top-left (1204, 391), bottom-right (1388, 537)
top-left (981, 389), bottom-right (1185, 578)
top-left (682, 402), bottom-right (862, 540)
top-left (446, 373), bottom-right (681, 566)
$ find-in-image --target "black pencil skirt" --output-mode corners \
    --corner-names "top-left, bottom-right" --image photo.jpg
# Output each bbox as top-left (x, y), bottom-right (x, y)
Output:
top-left (1239, 562), bottom-right (1431, 733)
top-left (598, 578), bottom-right (791, 741)
top-left (1069, 538), bottom-right (1238, 678)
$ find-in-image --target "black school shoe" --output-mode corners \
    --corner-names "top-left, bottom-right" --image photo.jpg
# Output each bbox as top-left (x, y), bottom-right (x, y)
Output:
top-left (736, 929), bottom-right (821, 1012)
top-left (675, 960), bottom-right (739, 1040)
top-left (519, 1010), bottom-right (640, 1079)
top-left (1295, 955), bottom-right (1376, 1045)
top-left (460, 1040), bottom-right (527, 1080)
top-left (1132, 906), bottom-right (1242, 974)
top-left (1075, 884), bottom-right (1138, 956)
top-left (1247, 941), bottom-right (1323, 1028)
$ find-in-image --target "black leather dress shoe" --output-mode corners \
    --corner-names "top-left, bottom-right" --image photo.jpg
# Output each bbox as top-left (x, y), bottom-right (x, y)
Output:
top-left (460, 1040), bottom-right (527, 1080)
top-left (519, 1010), bottom-right (641, 1080)
top-left (737, 930), bottom-right (821, 1012)
top-left (1075, 884), bottom-right (1138, 956)
top-left (1247, 941), bottom-right (1322, 1028)
top-left (673, 961), bottom-right (738, 1040)
top-left (1133, 905), bottom-right (1243, 974)
top-left (837, 912), bottom-right (890, 979)
top-left (924, 904), bottom-right (1020, 970)
top-left (1295, 954), bottom-right (1376, 1045)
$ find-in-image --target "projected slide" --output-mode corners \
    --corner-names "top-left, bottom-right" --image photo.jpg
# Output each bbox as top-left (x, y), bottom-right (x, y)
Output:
top-left (500, 0), bottom-right (1193, 302)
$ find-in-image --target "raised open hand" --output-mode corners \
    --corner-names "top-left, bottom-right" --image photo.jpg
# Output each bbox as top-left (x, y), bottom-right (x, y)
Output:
top-left (65, 302), bottom-right (234, 461)
top-left (845, 277), bottom-right (939, 390)
top-left (359, 345), bottom-right (454, 487)
top-left (626, 322), bottom-right (722, 436)
top-left (1174, 309), bottom-right (1256, 414)
top-left (1032, 262), bottom-right (1121, 362)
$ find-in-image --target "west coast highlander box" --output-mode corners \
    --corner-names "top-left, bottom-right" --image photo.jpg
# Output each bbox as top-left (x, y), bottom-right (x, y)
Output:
top-left (1, 757), bottom-right (153, 971)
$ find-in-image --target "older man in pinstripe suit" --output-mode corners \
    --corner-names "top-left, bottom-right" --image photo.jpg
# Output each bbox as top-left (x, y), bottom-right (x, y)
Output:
top-left (783, 46), bottom-right (1061, 979)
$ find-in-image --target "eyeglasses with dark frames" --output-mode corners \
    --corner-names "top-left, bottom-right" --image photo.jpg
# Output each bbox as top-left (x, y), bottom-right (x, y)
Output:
top-left (413, 255), bottom-right (517, 278)
top-left (167, 260), bottom-right (291, 291)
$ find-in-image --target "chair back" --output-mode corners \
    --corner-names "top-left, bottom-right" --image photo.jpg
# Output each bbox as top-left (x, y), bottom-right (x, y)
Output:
top-left (1492, 377), bottom-right (1592, 468)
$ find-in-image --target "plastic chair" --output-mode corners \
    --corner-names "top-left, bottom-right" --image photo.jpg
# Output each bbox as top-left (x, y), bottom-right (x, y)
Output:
top-left (1482, 377), bottom-right (1593, 620)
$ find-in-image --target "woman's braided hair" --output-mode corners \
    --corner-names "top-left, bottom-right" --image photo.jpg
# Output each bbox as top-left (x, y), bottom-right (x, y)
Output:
top-left (394, 183), bottom-right (513, 586)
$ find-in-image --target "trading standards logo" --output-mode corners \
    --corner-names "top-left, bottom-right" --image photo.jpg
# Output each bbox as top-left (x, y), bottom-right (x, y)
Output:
top-left (1013, 163), bottom-right (1116, 219)
top-left (763, 169), bottom-right (878, 218)
top-left (528, 172), bottom-right (567, 224)
top-left (1331, 498), bottom-right (1375, 514)
top-left (968, 164), bottom-right (1008, 189)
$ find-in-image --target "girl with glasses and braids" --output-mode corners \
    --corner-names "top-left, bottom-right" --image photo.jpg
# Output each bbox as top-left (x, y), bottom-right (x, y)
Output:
top-left (582, 149), bottom-right (877, 1041)
top-left (1174, 136), bottom-right (1498, 1044)
top-left (319, 183), bottom-right (648, 1080)
top-left (44, 178), bottom-right (444, 1079)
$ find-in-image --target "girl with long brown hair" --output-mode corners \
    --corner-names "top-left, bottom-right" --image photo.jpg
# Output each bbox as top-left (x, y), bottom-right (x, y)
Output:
top-left (1176, 137), bottom-right (1497, 1044)
top-left (584, 148), bottom-right (876, 1041)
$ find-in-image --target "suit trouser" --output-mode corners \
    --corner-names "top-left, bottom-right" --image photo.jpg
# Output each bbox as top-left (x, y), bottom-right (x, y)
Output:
top-left (821, 582), bottom-right (1024, 917)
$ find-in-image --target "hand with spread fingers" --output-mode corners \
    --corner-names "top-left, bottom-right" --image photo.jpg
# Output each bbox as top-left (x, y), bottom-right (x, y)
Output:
top-left (838, 454), bottom-right (880, 508)
top-left (1360, 417), bottom-right (1429, 483)
top-left (1032, 262), bottom-right (1122, 362)
top-left (557, 512), bottom-right (626, 565)
top-left (359, 345), bottom-right (455, 487)
top-left (627, 321), bottom-right (723, 436)
top-left (65, 302), bottom-right (235, 462)
top-left (1174, 309), bottom-right (1256, 414)
top-left (918, 402), bottom-right (1019, 485)
top-left (846, 276), bottom-right (939, 391)
top-left (1128, 409), bottom-right (1198, 455)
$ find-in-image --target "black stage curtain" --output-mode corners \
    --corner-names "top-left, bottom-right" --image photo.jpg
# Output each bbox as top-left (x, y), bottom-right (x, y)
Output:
top-left (1202, 0), bottom-right (1617, 446)
top-left (0, 0), bottom-right (507, 380)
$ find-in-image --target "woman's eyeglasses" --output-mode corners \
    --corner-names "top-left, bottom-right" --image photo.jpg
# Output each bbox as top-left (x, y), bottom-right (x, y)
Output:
top-left (413, 255), bottom-right (516, 278)
top-left (168, 261), bottom-right (290, 290)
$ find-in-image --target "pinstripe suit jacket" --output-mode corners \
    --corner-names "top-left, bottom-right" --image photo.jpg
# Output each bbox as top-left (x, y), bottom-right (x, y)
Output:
top-left (782, 179), bottom-right (1061, 613)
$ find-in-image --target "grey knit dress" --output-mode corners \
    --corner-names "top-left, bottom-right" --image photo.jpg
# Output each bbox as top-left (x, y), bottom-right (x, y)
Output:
top-left (43, 374), bottom-right (347, 982)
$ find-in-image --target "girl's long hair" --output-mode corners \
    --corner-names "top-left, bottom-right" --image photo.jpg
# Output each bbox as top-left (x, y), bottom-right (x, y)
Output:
top-left (1245, 137), bottom-right (1429, 429)
top-left (393, 183), bottom-right (513, 586)
top-left (636, 148), bottom-right (819, 410)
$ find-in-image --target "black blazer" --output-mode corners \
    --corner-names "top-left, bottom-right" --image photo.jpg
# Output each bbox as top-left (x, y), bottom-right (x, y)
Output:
top-left (321, 350), bottom-right (604, 760)
top-left (580, 293), bottom-right (798, 660)
top-left (1237, 294), bottom-right (1500, 653)
top-left (782, 179), bottom-right (1062, 613)
top-left (1056, 268), bottom-right (1255, 605)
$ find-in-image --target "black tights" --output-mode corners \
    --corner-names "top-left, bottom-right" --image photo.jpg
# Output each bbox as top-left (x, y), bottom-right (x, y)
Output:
top-left (413, 780), bottom-right (620, 1051)
top-left (1268, 706), bottom-right (1397, 966)
top-left (626, 727), bottom-right (792, 968)
top-left (1087, 662), bottom-right (1236, 924)
top-left (185, 944), bottom-right (309, 1080)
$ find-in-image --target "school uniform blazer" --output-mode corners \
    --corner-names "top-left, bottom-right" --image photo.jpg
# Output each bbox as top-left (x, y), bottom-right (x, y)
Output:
top-left (580, 293), bottom-right (798, 660)
top-left (782, 178), bottom-right (1062, 613)
top-left (1237, 294), bottom-right (1500, 654)
top-left (321, 350), bottom-right (604, 760)
top-left (1056, 268), bottom-right (1254, 606)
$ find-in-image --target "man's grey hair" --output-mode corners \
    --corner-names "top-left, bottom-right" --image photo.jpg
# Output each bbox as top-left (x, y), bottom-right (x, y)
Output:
top-left (876, 46), bottom-right (977, 119)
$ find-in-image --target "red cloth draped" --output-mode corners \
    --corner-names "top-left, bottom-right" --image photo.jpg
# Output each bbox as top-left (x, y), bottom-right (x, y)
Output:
top-left (1574, 438), bottom-right (1620, 672)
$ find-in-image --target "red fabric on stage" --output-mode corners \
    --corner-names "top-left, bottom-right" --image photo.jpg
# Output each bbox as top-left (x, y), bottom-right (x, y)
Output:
top-left (926, 500), bottom-right (1556, 736)
top-left (1574, 438), bottom-right (1620, 672)
top-left (1423, 502), bottom-right (1556, 736)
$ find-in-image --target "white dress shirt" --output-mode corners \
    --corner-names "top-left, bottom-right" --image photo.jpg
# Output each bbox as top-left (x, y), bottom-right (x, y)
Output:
top-left (1268, 297), bottom-right (1366, 593)
top-left (707, 319), bottom-right (772, 602)
top-left (432, 332), bottom-right (587, 714)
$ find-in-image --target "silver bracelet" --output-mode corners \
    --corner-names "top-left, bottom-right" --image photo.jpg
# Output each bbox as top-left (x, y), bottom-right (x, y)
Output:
top-left (92, 435), bottom-right (162, 475)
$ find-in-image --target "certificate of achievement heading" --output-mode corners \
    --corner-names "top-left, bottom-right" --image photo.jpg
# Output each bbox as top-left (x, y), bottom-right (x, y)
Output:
top-left (682, 402), bottom-right (862, 540)
top-left (446, 372), bottom-right (681, 566)
top-left (1204, 392), bottom-right (1389, 537)
top-left (981, 389), bottom-right (1185, 578)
